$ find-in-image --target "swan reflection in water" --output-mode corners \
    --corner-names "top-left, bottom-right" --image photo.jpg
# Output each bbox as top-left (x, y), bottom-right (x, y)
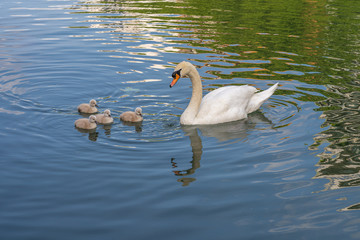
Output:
top-left (75, 127), bottom-right (99, 142)
top-left (102, 124), bottom-right (113, 136)
top-left (75, 124), bottom-right (113, 141)
top-left (172, 111), bottom-right (274, 186)
top-left (120, 120), bottom-right (143, 133)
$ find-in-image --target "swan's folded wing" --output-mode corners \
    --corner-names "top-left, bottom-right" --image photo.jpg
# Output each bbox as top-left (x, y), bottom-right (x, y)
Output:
top-left (246, 83), bottom-right (278, 114)
top-left (195, 85), bottom-right (257, 124)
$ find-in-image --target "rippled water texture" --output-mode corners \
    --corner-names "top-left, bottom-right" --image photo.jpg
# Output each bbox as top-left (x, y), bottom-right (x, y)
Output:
top-left (1, 0), bottom-right (360, 239)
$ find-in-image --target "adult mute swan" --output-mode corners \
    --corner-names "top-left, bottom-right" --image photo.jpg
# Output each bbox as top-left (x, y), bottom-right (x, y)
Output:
top-left (170, 61), bottom-right (279, 125)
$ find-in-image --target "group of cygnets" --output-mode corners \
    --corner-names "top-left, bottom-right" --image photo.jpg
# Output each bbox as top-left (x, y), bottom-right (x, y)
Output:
top-left (74, 99), bottom-right (143, 130)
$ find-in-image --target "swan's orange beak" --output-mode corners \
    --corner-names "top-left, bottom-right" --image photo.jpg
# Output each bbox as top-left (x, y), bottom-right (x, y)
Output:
top-left (170, 69), bottom-right (181, 88)
top-left (170, 74), bottom-right (180, 88)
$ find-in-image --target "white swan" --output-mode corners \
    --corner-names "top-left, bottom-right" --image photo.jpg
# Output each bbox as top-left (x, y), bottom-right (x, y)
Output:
top-left (170, 61), bottom-right (279, 125)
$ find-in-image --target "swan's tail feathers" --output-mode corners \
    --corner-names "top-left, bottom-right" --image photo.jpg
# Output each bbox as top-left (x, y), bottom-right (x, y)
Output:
top-left (246, 83), bottom-right (279, 114)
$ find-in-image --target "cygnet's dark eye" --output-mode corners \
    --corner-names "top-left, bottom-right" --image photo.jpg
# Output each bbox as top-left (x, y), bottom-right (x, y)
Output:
top-left (172, 69), bottom-right (181, 78)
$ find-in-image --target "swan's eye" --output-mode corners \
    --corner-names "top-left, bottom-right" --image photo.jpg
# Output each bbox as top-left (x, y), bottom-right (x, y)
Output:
top-left (172, 69), bottom-right (181, 78)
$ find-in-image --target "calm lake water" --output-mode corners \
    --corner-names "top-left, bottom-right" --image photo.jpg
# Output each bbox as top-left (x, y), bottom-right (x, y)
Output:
top-left (1, 0), bottom-right (360, 239)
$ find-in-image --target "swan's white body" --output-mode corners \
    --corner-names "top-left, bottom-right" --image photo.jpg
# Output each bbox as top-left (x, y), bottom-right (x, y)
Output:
top-left (170, 61), bottom-right (279, 125)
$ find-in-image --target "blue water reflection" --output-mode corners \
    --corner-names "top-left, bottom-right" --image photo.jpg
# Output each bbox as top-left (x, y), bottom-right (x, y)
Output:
top-left (2, 0), bottom-right (360, 239)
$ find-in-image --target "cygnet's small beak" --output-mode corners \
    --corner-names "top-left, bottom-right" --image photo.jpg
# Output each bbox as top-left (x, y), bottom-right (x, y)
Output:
top-left (95, 104), bottom-right (99, 107)
top-left (170, 73), bottom-right (180, 88)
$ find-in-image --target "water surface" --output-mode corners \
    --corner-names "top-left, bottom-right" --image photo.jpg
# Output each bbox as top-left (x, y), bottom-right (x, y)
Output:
top-left (1, 0), bottom-right (360, 239)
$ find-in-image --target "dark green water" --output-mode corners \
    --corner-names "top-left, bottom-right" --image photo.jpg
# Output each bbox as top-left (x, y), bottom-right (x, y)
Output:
top-left (1, 0), bottom-right (360, 239)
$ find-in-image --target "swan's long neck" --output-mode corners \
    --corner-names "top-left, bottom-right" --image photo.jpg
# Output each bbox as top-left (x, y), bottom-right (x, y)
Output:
top-left (180, 68), bottom-right (202, 124)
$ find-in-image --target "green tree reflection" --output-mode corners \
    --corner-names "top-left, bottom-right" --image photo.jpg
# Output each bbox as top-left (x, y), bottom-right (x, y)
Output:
top-left (71, 0), bottom-right (360, 190)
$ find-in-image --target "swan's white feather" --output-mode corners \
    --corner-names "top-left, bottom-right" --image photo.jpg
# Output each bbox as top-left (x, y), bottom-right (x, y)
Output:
top-left (194, 85), bottom-right (257, 124)
top-left (173, 61), bottom-right (279, 125)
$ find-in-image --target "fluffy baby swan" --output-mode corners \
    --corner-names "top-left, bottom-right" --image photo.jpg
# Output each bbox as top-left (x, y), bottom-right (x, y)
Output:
top-left (170, 61), bottom-right (279, 125)
top-left (77, 99), bottom-right (98, 114)
top-left (75, 115), bottom-right (97, 129)
top-left (95, 109), bottom-right (114, 124)
top-left (120, 107), bottom-right (143, 122)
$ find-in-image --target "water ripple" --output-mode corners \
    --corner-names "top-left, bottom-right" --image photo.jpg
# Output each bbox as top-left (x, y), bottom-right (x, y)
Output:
top-left (2, 1), bottom-right (360, 239)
